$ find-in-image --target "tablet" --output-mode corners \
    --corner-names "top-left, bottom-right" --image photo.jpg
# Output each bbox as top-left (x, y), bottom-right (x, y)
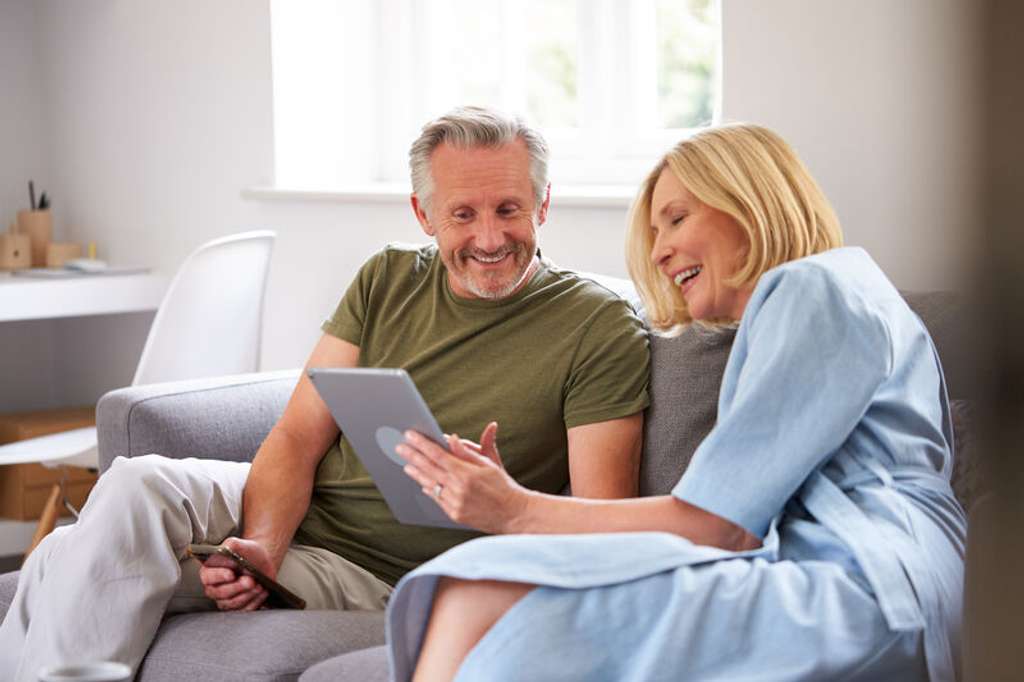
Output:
top-left (307, 367), bottom-right (469, 530)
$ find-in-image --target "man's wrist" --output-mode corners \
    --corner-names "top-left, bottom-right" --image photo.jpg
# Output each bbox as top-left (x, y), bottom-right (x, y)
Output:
top-left (241, 533), bottom-right (286, 570)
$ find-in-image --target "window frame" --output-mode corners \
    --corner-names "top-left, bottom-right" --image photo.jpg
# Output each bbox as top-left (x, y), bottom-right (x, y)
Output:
top-left (269, 0), bottom-right (720, 191)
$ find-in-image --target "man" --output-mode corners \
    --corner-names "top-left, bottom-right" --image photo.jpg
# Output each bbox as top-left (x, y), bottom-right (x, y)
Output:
top-left (0, 106), bottom-right (649, 679)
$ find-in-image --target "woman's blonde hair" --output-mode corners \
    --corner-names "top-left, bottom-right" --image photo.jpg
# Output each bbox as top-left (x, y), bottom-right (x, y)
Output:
top-left (626, 123), bottom-right (844, 333)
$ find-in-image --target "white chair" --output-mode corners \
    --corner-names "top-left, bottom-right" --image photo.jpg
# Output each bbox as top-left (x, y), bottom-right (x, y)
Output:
top-left (0, 230), bottom-right (275, 549)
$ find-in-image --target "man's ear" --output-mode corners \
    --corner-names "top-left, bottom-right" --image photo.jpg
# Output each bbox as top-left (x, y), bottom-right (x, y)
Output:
top-left (536, 183), bottom-right (552, 226)
top-left (411, 194), bottom-right (435, 236)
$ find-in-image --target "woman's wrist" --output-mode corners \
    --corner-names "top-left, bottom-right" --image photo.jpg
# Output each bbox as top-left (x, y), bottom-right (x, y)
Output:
top-left (502, 487), bottom-right (544, 535)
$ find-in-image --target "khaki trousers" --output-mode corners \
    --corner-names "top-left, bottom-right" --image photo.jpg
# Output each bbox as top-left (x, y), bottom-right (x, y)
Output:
top-left (0, 455), bottom-right (392, 682)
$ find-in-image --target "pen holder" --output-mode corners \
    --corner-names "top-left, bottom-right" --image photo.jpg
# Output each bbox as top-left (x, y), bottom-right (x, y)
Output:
top-left (0, 232), bottom-right (32, 270)
top-left (16, 209), bottom-right (52, 267)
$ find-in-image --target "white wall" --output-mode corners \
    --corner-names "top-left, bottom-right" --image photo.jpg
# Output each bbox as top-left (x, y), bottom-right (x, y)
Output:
top-left (33, 1), bottom-right (274, 273)
top-left (0, 0), bottom-right (57, 412)
top-left (16, 0), bottom-right (981, 379)
top-left (721, 0), bottom-right (981, 294)
top-left (0, 0), bottom-right (51, 224)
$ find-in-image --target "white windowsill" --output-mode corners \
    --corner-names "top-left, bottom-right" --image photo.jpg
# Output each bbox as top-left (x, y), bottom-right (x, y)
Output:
top-left (242, 184), bottom-right (636, 209)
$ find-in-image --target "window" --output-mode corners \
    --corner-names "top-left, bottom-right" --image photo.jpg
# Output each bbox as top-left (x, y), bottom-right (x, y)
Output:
top-left (270, 0), bottom-right (719, 192)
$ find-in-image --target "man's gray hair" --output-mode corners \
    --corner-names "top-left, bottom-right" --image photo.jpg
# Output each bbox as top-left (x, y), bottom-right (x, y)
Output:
top-left (409, 106), bottom-right (550, 212)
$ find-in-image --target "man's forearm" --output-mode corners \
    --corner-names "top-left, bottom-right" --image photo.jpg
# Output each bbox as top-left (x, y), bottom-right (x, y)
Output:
top-left (240, 427), bottom-right (322, 568)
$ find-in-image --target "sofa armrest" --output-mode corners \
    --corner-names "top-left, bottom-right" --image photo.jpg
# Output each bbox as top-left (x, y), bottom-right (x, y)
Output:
top-left (95, 370), bottom-right (300, 474)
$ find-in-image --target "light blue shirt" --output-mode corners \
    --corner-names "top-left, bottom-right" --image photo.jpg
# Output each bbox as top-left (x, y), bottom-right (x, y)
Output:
top-left (386, 248), bottom-right (966, 681)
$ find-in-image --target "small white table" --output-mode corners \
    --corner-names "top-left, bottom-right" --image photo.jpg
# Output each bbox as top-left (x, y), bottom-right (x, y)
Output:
top-left (0, 271), bottom-right (167, 322)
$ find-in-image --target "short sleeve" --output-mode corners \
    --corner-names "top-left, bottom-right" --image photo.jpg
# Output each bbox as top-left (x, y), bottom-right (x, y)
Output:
top-left (321, 250), bottom-right (385, 346)
top-left (672, 264), bottom-right (893, 538)
top-left (563, 299), bottom-right (651, 429)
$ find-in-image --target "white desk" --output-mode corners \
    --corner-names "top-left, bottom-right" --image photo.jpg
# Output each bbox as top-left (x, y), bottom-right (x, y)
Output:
top-left (0, 269), bottom-right (169, 412)
top-left (0, 271), bottom-right (167, 322)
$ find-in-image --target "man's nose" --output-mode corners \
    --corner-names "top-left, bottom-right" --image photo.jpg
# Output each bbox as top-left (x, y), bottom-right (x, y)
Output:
top-left (472, 214), bottom-right (507, 252)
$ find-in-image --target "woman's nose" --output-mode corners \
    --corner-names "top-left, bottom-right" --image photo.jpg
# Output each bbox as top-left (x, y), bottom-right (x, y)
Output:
top-left (650, 233), bottom-right (671, 266)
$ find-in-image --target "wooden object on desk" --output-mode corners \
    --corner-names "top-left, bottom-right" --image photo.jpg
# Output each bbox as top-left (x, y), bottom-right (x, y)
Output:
top-left (46, 242), bottom-right (82, 268)
top-left (16, 209), bottom-right (53, 267)
top-left (0, 232), bottom-right (32, 270)
top-left (0, 407), bottom-right (98, 521)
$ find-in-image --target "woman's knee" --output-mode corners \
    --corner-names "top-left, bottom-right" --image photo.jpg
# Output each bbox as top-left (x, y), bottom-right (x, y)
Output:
top-left (433, 578), bottom-right (534, 626)
top-left (417, 578), bottom-right (536, 680)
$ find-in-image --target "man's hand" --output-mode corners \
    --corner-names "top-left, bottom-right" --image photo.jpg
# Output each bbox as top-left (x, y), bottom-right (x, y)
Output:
top-left (197, 537), bottom-right (276, 611)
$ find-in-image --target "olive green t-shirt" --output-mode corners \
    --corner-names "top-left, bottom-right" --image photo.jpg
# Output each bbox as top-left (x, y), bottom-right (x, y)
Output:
top-left (293, 244), bottom-right (650, 585)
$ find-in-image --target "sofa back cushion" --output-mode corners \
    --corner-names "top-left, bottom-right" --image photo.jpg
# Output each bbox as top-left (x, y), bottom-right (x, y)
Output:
top-left (636, 286), bottom-right (974, 510)
top-left (901, 291), bottom-right (970, 401)
top-left (639, 324), bottom-right (734, 496)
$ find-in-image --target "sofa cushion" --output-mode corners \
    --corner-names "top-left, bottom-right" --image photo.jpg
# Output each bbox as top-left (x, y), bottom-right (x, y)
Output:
top-left (97, 371), bottom-right (297, 472)
top-left (949, 399), bottom-right (980, 512)
top-left (134, 609), bottom-right (385, 682)
top-left (640, 324), bottom-right (735, 496)
top-left (299, 644), bottom-right (389, 682)
top-left (0, 576), bottom-right (385, 682)
top-left (902, 291), bottom-right (971, 401)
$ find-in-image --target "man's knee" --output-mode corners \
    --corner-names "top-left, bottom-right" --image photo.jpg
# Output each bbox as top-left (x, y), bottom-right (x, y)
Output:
top-left (90, 455), bottom-right (189, 511)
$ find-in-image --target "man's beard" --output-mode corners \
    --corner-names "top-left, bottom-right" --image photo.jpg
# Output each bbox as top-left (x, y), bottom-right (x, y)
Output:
top-left (451, 242), bottom-right (535, 299)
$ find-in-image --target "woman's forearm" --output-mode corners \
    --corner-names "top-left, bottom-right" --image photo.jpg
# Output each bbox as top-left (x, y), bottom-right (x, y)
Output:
top-left (241, 427), bottom-right (322, 567)
top-left (506, 492), bottom-right (760, 552)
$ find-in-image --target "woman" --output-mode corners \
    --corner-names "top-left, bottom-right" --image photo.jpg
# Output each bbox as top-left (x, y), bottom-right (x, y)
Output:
top-left (391, 124), bottom-right (965, 681)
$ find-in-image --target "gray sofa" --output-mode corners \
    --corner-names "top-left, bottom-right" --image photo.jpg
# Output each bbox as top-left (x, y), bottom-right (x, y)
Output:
top-left (0, 287), bottom-right (974, 681)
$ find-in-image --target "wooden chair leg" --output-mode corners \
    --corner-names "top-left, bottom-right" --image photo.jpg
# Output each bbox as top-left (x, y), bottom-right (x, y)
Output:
top-left (25, 483), bottom-right (62, 560)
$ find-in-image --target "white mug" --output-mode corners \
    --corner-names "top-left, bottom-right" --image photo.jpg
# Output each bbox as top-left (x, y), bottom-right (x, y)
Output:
top-left (37, 661), bottom-right (131, 682)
